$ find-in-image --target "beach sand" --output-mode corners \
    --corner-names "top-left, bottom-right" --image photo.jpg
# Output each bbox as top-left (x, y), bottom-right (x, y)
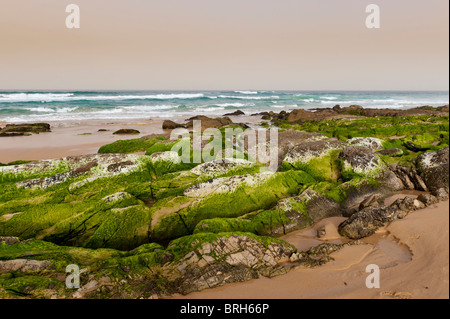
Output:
top-left (174, 200), bottom-right (449, 299)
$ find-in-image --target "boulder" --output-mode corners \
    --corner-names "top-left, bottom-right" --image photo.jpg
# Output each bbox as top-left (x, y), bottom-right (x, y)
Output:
top-left (416, 147), bottom-right (449, 192)
top-left (162, 120), bottom-right (185, 130)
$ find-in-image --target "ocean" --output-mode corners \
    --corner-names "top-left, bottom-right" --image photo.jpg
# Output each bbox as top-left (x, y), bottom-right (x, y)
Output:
top-left (0, 91), bottom-right (448, 123)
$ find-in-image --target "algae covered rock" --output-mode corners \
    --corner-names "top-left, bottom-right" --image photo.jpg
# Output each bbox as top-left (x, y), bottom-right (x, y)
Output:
top-left (190, 158), bottom-right (258, 179)
top-left (338, 146), bottom-right (385, 180)
top-left (150, 171), bottom-right (315, 242)
top-left (281, 139), bottom-right (347, 182)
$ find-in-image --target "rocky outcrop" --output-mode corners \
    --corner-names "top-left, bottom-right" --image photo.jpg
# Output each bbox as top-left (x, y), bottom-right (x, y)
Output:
top-left (416, 147), bottom-right (449, 192)
top-left (0, 123), bottom-right (51, 137)
top-left (6, 154), bottom-right (146, 190)
top-left (339, 194), bottom-right (441, 240)
top-left (168, 234), bottom-right (295, 295)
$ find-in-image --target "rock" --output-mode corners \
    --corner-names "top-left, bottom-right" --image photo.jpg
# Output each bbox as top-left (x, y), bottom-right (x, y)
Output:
top-left (0, 259), bottom-right (51, 273)
top-left (390, 196), bottom-right (425, 212)
top-left (9, 154), bottom-right (144, 190)
top-left (0, 123), bottom-right (51, 135)
top-left (190, 158), bottom-right (255, 179)
top-left (348, 137), bottom-right (384, 151)
top-left (377, 148), bottom-right (404, 157)
top-left (286, 109), bottom-right (336, 123)
top-left (416, 147), bottom-right (449, 192)
top-left (162, 120), bottom-right (185, 130)
top-left (149, 151), bottom-right (182, 165)
top-left (390, 163), bottom-right (429, 191)
top-left (258, 190), bottom-right (343, 237)
top-left (358, 193), bottom-right (384, 210)
top-left (169, 234), bottom-right (295, 295)
top-left (186, 116), bottom-right (232, 131)
top-left (0, 236), bottom-right (21, 245)
top-left (338, 206), bottom-right (403, 239)
top-left (102, 192), bottom-right (132, 204)
top-left (282, 139), bottom-right (347, 182)
top-left (184, 172), bottom-right (274, 198)
top-left (113, 129), bottom-right (140, 135)
top-left (432, 188), bottom-right (449, 201)
top-left (403, 141), bottom-right (430, 152)
top-left (416, 194), bottom-right (439, 207)
top-left (224, 110), bottom-right (245, 116)
top-left (338, 146), bottom-right (385, 180)
top-left (317, 223), bottom-right (341, 241)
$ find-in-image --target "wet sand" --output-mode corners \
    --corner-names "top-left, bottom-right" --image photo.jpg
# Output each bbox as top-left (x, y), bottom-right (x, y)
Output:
top-left (174, 200), bottom-right (449, 299)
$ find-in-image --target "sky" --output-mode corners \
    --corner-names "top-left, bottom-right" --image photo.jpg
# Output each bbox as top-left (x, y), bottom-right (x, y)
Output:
top-left (0, 0), bottom-right (448, 91)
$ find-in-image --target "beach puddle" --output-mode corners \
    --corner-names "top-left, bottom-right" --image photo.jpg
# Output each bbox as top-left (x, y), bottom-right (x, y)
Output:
top-left (361, 231), bottom-right (412, 268)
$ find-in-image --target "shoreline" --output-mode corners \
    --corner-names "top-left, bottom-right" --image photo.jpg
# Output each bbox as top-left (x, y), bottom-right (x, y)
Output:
top-left (172, 200), bottom-right (449, 299)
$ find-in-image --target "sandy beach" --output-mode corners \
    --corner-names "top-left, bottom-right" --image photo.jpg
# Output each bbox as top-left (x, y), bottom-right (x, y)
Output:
top-left (173, 200), bottom-right (449, 299)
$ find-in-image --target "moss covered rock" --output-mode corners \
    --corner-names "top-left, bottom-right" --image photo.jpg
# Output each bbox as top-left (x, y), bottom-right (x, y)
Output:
top-left (281, 139), bottom-right (346, 182)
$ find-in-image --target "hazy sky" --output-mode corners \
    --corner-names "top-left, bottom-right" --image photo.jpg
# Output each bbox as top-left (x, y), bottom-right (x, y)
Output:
top-left (0, 0), bottom-right (448, 91)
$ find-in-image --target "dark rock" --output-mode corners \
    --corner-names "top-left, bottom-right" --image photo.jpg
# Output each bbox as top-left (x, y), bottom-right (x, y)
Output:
top-left (162, 120), bottom-right (186, 130)
top-left (359, 193), bottom-right (384, 211)
top-left (186, 116), bottom-right (232, 131)
top-left (403, 141), bottom-right (430, 152)
top-left (224, 110), bottom-right (245, 116)
top-left (377, 148), bottom-right (404, 157)
top-left (113, 129), bottom-right (140, 135)
top-left (390, 163), bottom-right (429, 191)
top-left (416, 147), bottom-right (449, 192)
top-left (338, 206), bottom-right (403, 239)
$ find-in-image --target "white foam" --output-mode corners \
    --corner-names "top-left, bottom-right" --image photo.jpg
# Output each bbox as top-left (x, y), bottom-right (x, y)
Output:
top-left (235, 91), bottom-right (258, 95)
